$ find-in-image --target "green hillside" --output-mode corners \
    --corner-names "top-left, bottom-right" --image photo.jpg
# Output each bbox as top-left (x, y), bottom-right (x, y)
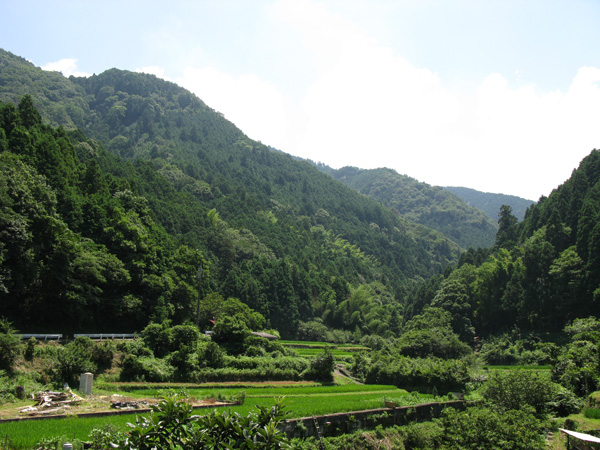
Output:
top-left (0, 49), bottom-right (460, 337)
top-left (423, 149), bottom-right (600, 337)
top-left (444, 185), bottom-right (534, 221)
top-left (321, 166), bottom-right (498, 249)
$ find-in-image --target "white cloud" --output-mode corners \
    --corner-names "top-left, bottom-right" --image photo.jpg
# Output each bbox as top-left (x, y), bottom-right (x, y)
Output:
top-left (135, 66), bottom-right (170, 80)
top-left (42, 58), bottom-right (91, 77)
top-left (264, 0), bottom-right (600, 200)
top-left (176, 67), bottom-right (291, 149)
top-left (122, 0), bottom-right (600, 201)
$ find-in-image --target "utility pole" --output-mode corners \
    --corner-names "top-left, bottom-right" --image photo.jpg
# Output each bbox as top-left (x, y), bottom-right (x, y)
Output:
top-left (195, 262), bottom-right (203, 329)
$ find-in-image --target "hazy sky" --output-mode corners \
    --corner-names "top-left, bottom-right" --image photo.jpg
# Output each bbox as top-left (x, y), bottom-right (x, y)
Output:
top-left (3, 0), bottom-right (600, 200)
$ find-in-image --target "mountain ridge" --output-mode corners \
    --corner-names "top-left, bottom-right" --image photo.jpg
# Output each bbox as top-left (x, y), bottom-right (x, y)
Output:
top-left (0, 48), bottom-right (459, 336)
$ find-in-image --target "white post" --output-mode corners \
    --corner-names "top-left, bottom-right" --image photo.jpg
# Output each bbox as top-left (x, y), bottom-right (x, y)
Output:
top-left (79, 372), bottom-right (93, 394)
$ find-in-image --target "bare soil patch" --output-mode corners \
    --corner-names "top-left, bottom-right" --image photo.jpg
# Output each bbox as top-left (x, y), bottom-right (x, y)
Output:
top-left (0, 393), bottom-right (229, 422)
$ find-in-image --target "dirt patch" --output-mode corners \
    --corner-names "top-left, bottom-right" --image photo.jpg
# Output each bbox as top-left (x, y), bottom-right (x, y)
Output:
top-left (0, 393), bottom-right (230, 422)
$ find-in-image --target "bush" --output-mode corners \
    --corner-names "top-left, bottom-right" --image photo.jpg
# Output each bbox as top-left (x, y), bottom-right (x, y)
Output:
top-left (396, 328), bottom-right (470, 359)
top-left (198, 340), bottom-right (224, 368)
top-left (171, 324), bottom-right (200, 353)
top-left (119, 394), bottom-right (290, 449)
top-left (0, 318), bottom-right (21, 371)
top-left (120, 355), bottom-right (175, 382)
top-left (439, 406), bottom-right (546, 450)
top-left (53, 339), bottom-right (97, 387)
top-left (88, 424), bottom-right (126, 450)
top-left (296, 320), bottom-right (329, 342)
top-left (548, 385), bottom-right (584, 417)
top-left (91, 341), bottom-right (115, 370)
top-left (365, 356), bottom-right (469, 393)
top-left (212, 316), bottom-right (250, 350)
top-left (478, 370), bottom-right (580, 418)
top-left (304, 349), bottom-right (335, 382)
top-left (401, 420), bottom-right (443, 450)
top-left (24, 336), bottom-right (37, 361)
top-left (141, 322), bottom-right (173, 358)
top-left (116, 338), bottom-right (153, 357)
top-left (552, 340), bottom-right (600, 397)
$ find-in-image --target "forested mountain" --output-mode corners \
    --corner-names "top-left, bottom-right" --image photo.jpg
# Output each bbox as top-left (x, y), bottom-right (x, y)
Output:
top-left (2, 47), bottom-right (598, 343)
top-left (320, 166), bottom-right (498, 249)
top-left (444, 186), bottom-right (534, 221)
top-left (0, 49), bottom-right (460, 337)
top-left (420, 150), bottom-right (600, 337)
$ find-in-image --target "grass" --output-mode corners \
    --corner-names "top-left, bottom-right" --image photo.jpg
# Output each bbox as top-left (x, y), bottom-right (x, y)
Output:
top-left (291, 347), bottom-right (355, 358)
top-left (584, 408), bottom-right (600, 419)
top-left (0, 384), bottom-right (418, 449)
top-left (0, 414), bottom-right (133, 449)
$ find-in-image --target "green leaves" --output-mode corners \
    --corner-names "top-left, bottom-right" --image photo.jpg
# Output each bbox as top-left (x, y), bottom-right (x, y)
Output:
top-left (120, 394), bottom-right (290, 450)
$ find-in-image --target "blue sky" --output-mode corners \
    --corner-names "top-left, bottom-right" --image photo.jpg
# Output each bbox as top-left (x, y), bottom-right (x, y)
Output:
top-left (2, 0), bottom-right (600, 200)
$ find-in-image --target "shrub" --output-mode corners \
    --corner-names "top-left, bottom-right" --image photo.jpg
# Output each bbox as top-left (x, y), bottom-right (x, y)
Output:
top-left (116, 338), bottom-right (153, 357)
top-left (584, 408), bottom-right (600, 419)
top-left (198, 340), bottom-right (224, 368)
top-left (88, 424), bottom-right (126, 450)
top-left (91, 340), bottom-right (115, 370)
top-left (304, 349), bottom-right (335, 382)
top-left (297, 320), bottom-right (329, 342)
top-left (120, 355), bottom-right (175, 382)
top-left (365, 356), bottom-right (469, 393)
top-left (439, 406), bottom-right (546, 450)
top-left (119, 394), bottom-right (290, 449)
top-left (0, 318), bottom-right (21, 371)
top-left (481, 370), bottom-right (555, 417)
top-left (53, 340), bottom-right (97, 387)
top-left (171, 324), bottom-right (200, 353)
top-left (24, 336), bottom-right (37, 361)
top-left (141, 322), bottom-right (173, 358)
top-left (211, 316), bottom-right (250, 351)
top-left (552, 339), bottom-right (600, 397)
top-left (401, 420), bottom-right (443, 450)
top-left (548, 385), bottom-right (584, 417)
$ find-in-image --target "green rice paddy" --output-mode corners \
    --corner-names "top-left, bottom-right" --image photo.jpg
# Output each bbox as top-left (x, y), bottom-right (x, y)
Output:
top-left (0, 383), bottom-right (417, 449)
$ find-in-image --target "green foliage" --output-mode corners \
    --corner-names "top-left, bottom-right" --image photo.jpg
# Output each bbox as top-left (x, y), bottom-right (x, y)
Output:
top-left (120, 393), bottom-right (290, 449)
top-left (439, 406), bottom-right (546, 450)
top-left (53, 337), bottom-right (97, 387)
top-left (365, 355), bottom-right (469, 393)
top-left (479, 333), bottom-right (558, 366)
top-left (88, 424), bottom-right (126, 450)
top-left (141, 322), bottom-right (173, 358)
top-left (397, 308), bottom-right (471, 359)
top-left (445, 186), bottom-right (533, 221)
top-left (552, 339), bottom-right (600, 397)
top-left (296, 320), bottom-right (330, 342)
top-left (584, 408), bottom-right (600, 419)
top-left (24, 336), bottom-right (37, 361)
top-left (304, 349), bottom-right (335, 382)
top-left (480, 370), bottom-right (557, 417)
top-left (120, 354), bottom-right (175, 382)
top-left (212, 316), bottom-right (251, 353)
top-left (0, 318), bottom-right (20, 371)
top-left (494, 205), bottom-right (519, 250)
top-left (323, 166), bottom-right (498, 249)
top-left (0, 54), bottom-right (466, 338)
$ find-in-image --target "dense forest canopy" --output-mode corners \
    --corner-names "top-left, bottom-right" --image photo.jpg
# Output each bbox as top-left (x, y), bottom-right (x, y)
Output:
top-left (0, 49), bottom-right (460, 337)
top-left (1, 47), bottom-right (599, 342)
top-left (320, 165), bottom-right (499, 249)
top-left (444, 185), bottom-right (534, 222)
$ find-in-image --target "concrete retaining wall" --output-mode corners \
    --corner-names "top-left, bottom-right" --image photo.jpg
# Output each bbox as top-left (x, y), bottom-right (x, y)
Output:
top-left (279, 400), bottom-right (470, 439)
